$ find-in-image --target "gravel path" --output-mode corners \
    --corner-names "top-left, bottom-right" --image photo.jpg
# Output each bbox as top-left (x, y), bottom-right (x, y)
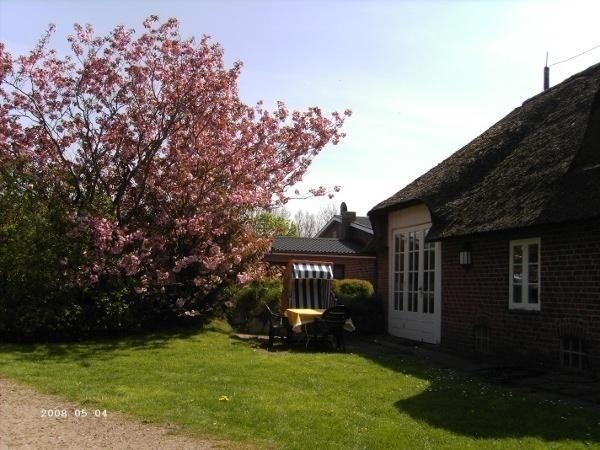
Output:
top-left (0, 378), bottom-right (222, 449)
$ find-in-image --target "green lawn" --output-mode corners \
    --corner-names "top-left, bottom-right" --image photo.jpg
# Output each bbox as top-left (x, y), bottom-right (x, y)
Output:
top-left (0, 322), bottom-right (599, 449)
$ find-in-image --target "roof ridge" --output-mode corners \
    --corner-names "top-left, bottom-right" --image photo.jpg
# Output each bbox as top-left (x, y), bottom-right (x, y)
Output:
top-left (522, 61), bottom-right (600, 107)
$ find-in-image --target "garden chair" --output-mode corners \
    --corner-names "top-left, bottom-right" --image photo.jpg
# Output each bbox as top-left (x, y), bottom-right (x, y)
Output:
top-left (264, 303), bottom-right (288, 351)
top-left (308, 305), bottom-right (350, 351)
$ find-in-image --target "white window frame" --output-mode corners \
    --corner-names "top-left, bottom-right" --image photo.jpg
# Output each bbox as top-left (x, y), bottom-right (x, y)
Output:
top-left (509, 237), bottom-right (541, 311)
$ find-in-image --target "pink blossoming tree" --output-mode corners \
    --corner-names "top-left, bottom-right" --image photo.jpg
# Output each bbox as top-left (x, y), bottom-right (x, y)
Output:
top-left (0, 17), bottom-right (349, 325)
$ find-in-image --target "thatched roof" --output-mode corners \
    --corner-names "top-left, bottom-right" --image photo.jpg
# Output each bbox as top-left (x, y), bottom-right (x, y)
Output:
top-left (369, 62), bottom-right (600, 240)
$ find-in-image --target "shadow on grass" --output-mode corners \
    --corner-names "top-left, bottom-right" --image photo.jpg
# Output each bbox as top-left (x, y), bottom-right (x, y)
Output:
top-left (229, 332), bottom-right (344, 354)
top-left (393, 388), bottom-right (599, 441)
top-left (255, 333), bottom-right (600, 443)
top-left (0, 315), bottom-right (223, 366)
top-left (347, 337), bottom-right (600, 443)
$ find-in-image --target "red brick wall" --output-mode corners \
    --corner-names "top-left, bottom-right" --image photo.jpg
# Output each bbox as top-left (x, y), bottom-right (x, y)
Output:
top-left (318, 223), bottom-right (338, 238)
top-left (441, 217), bottom-right (600, 368)
top-left (376, 247), bottom-right (389, 326)
top-left (342, 257), bottom-right (377, 286)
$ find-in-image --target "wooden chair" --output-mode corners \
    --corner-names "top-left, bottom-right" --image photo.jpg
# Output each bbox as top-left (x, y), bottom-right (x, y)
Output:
top-left (264, 303), bottom-right (288, 351)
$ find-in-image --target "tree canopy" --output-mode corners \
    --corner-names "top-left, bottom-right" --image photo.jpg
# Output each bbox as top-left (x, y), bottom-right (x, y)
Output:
top-left (0, 17), bottom-right (349, 338)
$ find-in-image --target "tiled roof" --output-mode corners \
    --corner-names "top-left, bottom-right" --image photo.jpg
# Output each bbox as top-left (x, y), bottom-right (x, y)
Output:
top-left (353, 216), bottom-right (373, 230)
top-left (329, 215), bottom-right (373, 231)
top-left (270, 237), bottom-right (366, 255)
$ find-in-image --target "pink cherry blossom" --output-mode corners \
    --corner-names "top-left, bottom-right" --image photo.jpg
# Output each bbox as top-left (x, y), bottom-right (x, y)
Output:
top-left (0, 17), bottom-right (349, 301)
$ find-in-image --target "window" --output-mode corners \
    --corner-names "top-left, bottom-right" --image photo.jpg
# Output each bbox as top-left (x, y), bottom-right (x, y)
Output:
top-left (333, 264), bottom-right (345, 280)
top-left (561, 337), bottom-right (586, 370)
top-left (509, 238), bottom-right (541, 310)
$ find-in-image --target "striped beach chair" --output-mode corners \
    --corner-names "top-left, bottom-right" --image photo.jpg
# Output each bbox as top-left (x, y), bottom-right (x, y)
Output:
top-left (289, 262), bottom-right (335, 309)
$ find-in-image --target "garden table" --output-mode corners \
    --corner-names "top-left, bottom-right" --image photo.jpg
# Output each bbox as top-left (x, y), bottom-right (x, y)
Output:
top-left (285, 308), bottom-right (325, 333)
top-left (284, 308), bottom-right (356, 334)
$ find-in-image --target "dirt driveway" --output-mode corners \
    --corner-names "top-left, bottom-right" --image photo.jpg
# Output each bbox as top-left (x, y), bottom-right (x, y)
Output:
top-left (0, 378), bottom-right (223, 449)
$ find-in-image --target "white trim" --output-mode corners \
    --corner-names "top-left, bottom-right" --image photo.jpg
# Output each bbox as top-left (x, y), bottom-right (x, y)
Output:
top-left (509, 237), bottom-right (541, 311)
top-left (315, 217), bottom-right (339, 237)
top-left (350, 221), bottom-right (373, 234)
top-left (388, 223), bottom-right (441, 344)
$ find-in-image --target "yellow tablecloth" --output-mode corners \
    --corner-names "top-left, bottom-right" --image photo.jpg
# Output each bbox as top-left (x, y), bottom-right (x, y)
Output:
top-left (284, 308), bottom-right (356, 334)
top-left (285, 308), bottom-right (324, 333)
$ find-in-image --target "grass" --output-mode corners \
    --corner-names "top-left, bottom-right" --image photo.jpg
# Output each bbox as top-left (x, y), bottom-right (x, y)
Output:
top-left (1, 321), bottom-right (599, 449)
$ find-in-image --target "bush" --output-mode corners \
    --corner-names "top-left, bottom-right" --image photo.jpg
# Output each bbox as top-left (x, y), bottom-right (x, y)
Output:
top-left (0, 174), bottom-right (185, 341)
top-left (331, 279), bottom-right (381, 334)
top-left (332, 279), bottom-right (374, 302)
top-left (227, 279), bottom-right (282, 333)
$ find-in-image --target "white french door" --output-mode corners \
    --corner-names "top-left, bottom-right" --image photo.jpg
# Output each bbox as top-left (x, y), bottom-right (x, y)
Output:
top-left (389, 226), bottom-right (441, 344)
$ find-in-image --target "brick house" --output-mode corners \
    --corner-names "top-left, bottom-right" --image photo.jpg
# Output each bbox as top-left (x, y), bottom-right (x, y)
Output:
top-left (265, 203), bottom-right (376, 285)
top-left (368, 63), bottom-right (600, 370)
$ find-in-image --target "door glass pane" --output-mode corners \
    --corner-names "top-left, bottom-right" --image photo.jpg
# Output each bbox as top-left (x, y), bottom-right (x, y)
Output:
top-left (422, 241), bottom-right (435, 315)
top-left (392, 233), bottom-right (406, 312)
top-left (513, 285), bottom-right (522, 303)
top-left (513, 245), bottom-right (523, 264)
top-left (513, 264), bottom-right (522, 284)
top-left (407, 231), bottom-right (419, 312)
top-left (528, 285), bottom-right (539, 303)
top-left (528, 263), bottom-right (538, 284)
top-left (399, 270), bottom-right (404, 292)
top-left (400, 238), bottom-right (405, 270)
top-left (529, 243), bottom-right (539, 264)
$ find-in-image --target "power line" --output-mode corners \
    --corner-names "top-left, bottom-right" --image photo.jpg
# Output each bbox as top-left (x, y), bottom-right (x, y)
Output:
top-left (549, 42), bottom-right (600, 67)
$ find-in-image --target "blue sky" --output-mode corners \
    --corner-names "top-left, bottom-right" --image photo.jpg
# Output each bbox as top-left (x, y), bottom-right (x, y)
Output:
top-left (1, 0), bottom-right (599, 216)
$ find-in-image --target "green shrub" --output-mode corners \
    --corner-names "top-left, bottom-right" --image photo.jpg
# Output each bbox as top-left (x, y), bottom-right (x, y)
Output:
top-left (332, 279), bottom-right (374, 302)
top-left (227, 279), bottom-right (282, 332)
top-left (0, 171), bottom-right (184, 341)
top-left (331, 279), bottom-right (381, 334)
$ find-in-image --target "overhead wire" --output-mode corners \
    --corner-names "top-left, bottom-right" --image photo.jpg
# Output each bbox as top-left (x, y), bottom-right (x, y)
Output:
top-left (549, 42), bottom-right (600, 67)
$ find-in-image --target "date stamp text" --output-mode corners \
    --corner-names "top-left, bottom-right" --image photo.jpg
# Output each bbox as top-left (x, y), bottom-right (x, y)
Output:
top-left (41, 408), bottom-right (108, 418)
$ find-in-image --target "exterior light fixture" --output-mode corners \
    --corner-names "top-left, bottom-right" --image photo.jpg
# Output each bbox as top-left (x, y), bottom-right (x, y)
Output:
top-left (459, 244), bottom-right (472, 269)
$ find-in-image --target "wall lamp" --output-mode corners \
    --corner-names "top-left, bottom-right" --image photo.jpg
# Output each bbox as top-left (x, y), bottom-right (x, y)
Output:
top-left (459, 244), bottom-right (472, 270)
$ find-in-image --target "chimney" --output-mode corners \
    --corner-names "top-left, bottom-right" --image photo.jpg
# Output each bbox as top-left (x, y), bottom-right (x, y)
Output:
top-left (339, 202), bottom-right (356, 241)
top-left (543, 52), bottom-right (549, 91)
